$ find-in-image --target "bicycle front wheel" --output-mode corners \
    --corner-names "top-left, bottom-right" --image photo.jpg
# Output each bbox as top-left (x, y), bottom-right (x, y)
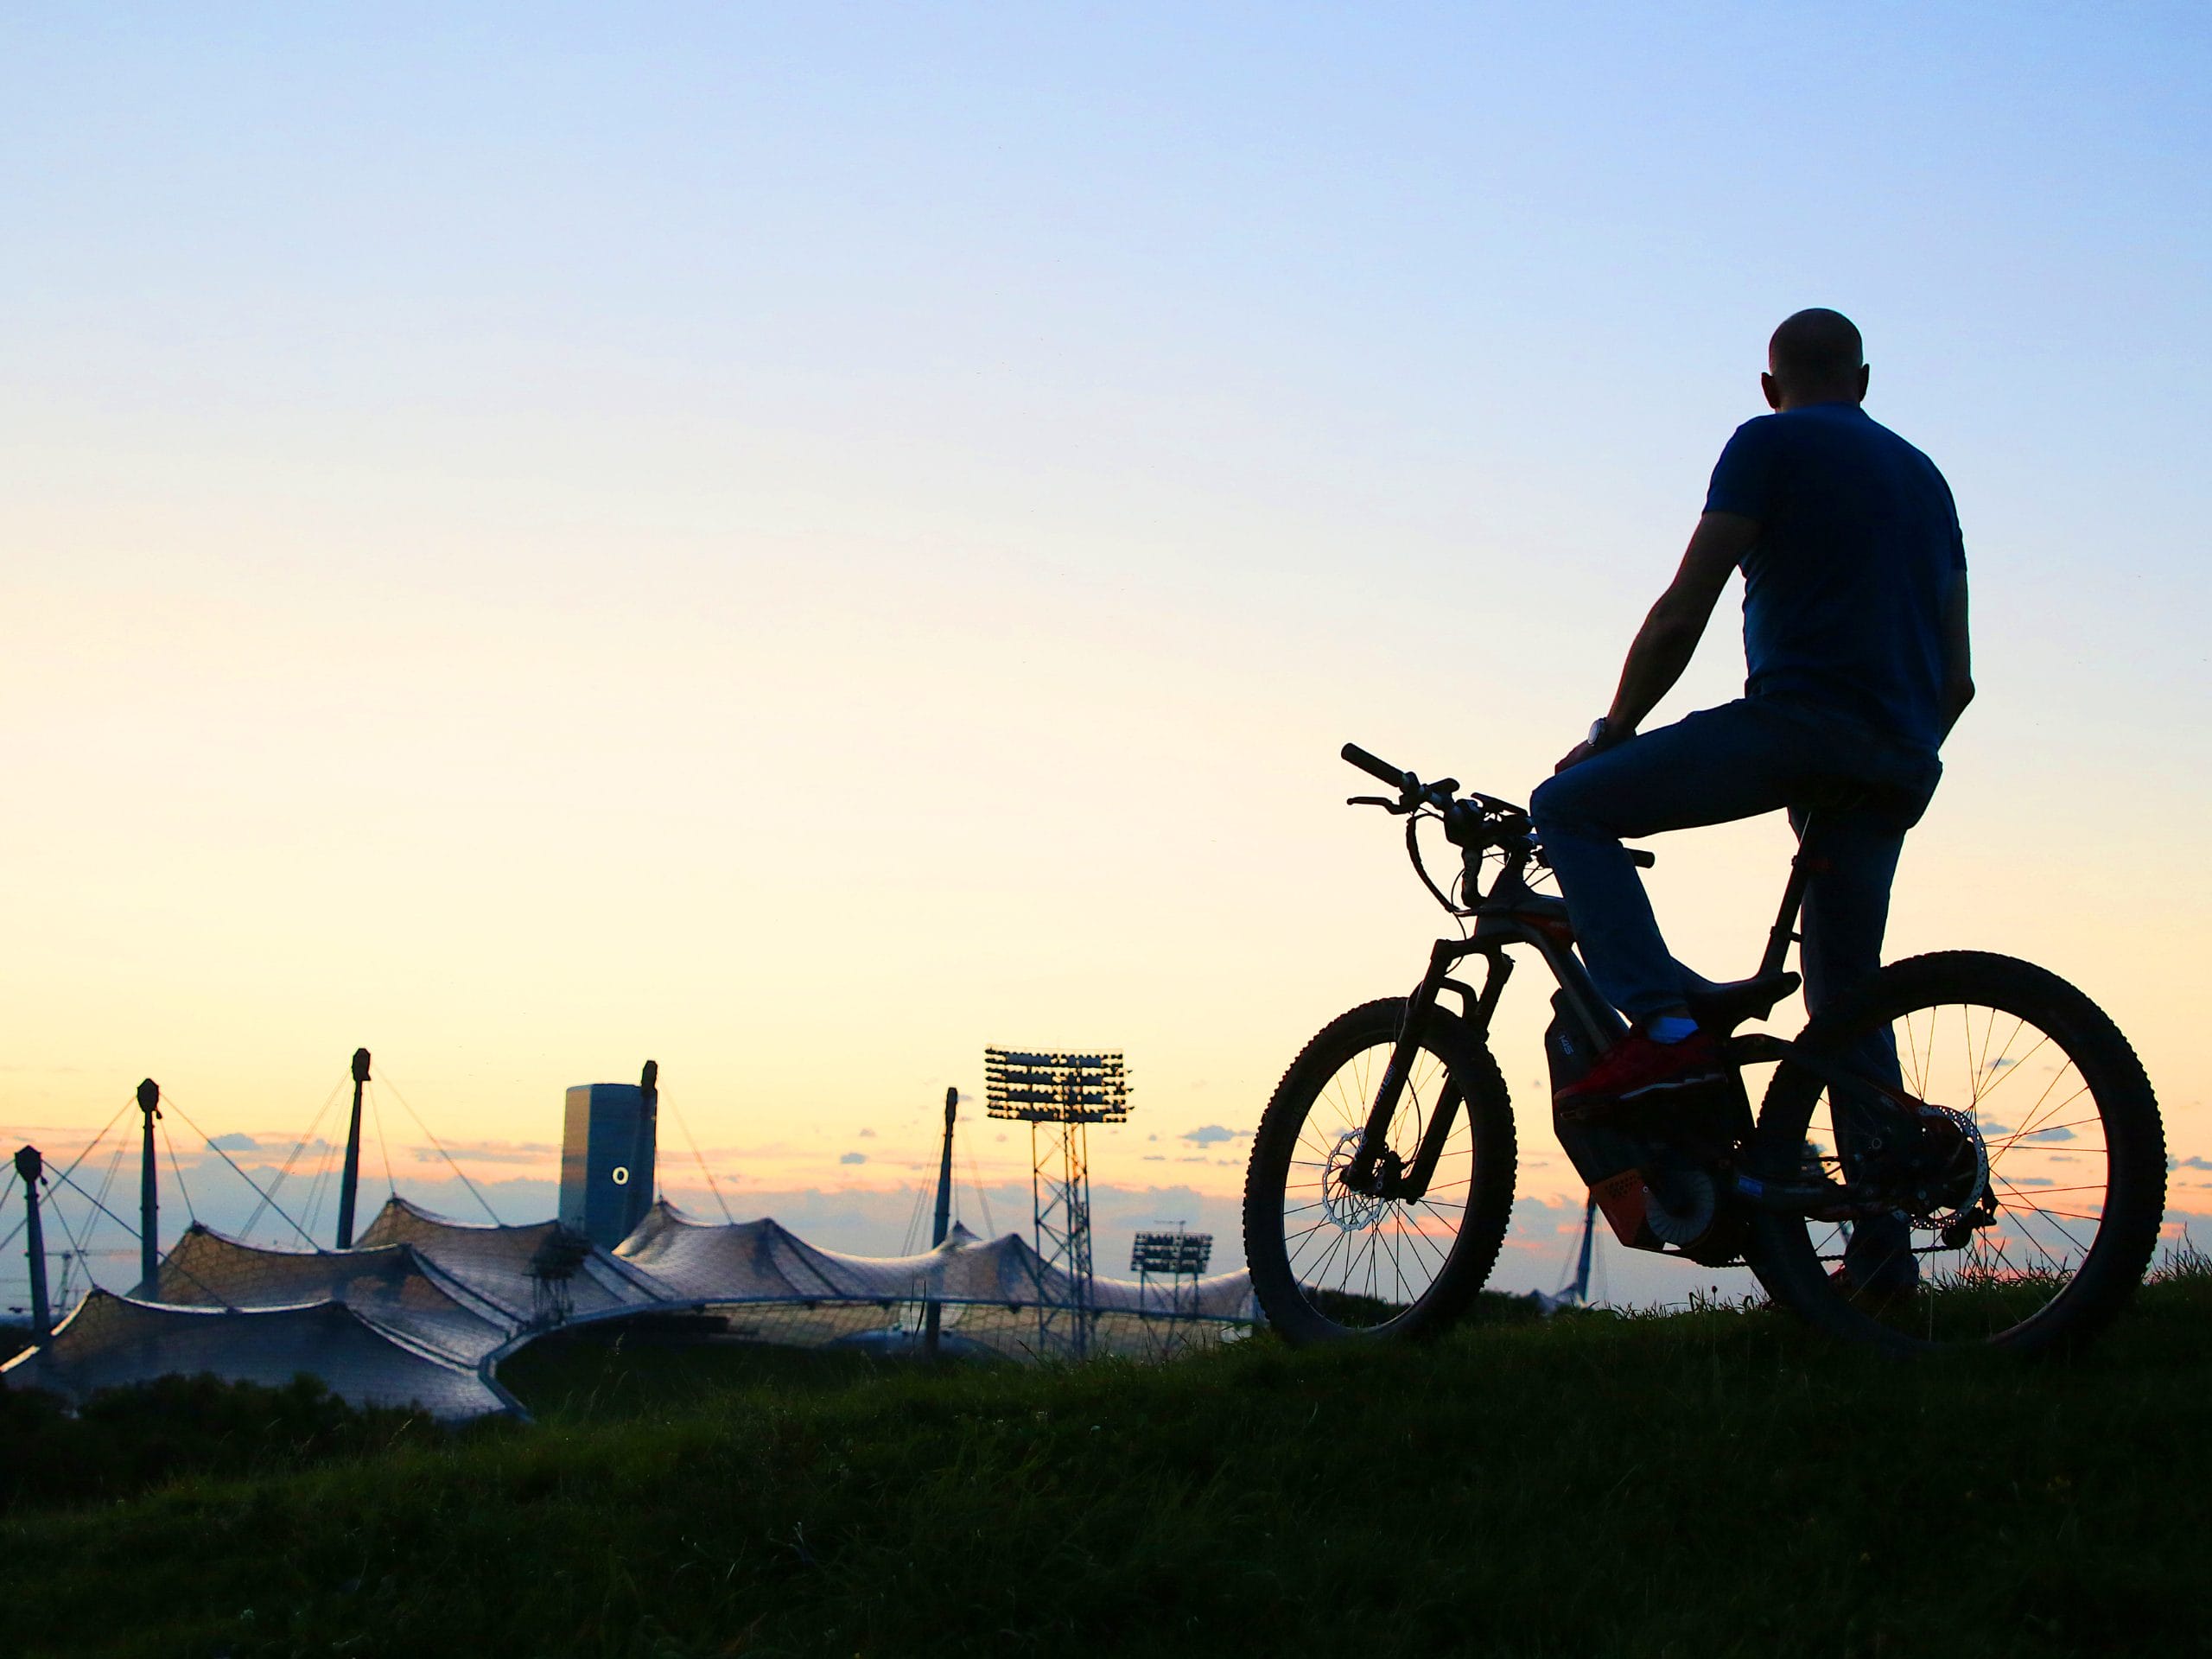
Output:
top-left (1242, 998), bottom-right (1516, 1344)
top-left (1751, 951), bottom-right (2166, 1355)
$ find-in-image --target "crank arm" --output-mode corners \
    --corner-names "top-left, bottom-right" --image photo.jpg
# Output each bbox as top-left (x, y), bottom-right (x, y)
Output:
top-left (1727, 1170), bottom-right (1887, 1218)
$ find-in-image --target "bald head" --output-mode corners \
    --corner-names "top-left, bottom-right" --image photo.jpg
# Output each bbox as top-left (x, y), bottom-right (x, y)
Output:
top-left (1764, 308), bottom-right (1868, 410)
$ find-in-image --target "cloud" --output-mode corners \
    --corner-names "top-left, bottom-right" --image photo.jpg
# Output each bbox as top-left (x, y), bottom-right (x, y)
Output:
top-left (1180, 1125), bottom-right (1237, 1146)
top-left (858, 1128), bottom-right (876, 1139)
top-left (205, 1133), bottom-right (260, 1152)
top-left (409, 1140), bottom-right (558, 1166)
top-left (2023, 1126), bottom-right (2075, 1143)
top-left (2171, 1155), bottom-right (2212, 1173)
top-left (840, 1152), bottom-right (868, 1166)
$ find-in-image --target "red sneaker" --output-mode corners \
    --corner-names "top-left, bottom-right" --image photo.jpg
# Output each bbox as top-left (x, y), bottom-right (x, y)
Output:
top-left (1554, 1028), bottom-right (1725, 1122)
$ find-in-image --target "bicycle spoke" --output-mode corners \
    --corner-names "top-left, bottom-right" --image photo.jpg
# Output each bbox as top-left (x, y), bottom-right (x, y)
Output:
top-left (1269, 1026), bottom-right (1488, 1328)
top-left (1993, 1080), bottom-right (2092, 1155)
top-left (1783, 976), bottom-right (2154, 1352)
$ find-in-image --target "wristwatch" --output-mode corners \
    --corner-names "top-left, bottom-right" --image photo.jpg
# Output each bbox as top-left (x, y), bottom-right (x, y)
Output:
top-left (1586, 716), bottom-right (1618, 751)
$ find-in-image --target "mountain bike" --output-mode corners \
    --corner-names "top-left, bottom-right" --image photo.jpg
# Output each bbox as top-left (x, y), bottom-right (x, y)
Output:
top-left (1240, 742), bottom-right (2167, 1354)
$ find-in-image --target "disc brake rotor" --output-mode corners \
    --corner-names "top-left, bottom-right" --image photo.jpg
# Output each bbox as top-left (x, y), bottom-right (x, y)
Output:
top-left (1321, 1128), bottom-right (1388, 1234)
top-left (1904, 1103), bottom-right (1991, 1231)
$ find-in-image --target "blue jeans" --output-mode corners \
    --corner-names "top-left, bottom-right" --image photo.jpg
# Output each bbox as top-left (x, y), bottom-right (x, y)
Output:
top-left (1529, 696), bottom-right (1942, 1287)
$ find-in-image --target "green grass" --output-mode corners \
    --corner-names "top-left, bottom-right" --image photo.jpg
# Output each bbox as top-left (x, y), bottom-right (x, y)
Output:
top-left (5, 1272), bottom-right (2209, 1659)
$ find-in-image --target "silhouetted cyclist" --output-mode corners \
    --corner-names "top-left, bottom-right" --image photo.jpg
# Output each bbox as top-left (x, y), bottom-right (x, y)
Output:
top-left (1529, 308), bottom-right (1974, 1298)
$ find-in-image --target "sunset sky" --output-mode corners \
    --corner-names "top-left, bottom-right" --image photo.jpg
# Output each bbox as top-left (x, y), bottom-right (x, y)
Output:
top-left (4, 5), bottom-right (2208, 1302)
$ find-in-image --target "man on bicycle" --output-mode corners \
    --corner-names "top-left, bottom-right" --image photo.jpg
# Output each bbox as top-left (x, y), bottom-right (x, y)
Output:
top-left (1529, 308), bottom-right (1974, 1291)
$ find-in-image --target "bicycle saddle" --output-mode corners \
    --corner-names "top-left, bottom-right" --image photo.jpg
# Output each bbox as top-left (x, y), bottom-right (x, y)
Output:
top-left (1681, 969), bottom-right (1802, 1032)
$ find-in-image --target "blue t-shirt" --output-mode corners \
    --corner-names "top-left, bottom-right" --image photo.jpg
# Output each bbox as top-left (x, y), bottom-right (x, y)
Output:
top-left (1704, 402), bottom-right (1966, 753)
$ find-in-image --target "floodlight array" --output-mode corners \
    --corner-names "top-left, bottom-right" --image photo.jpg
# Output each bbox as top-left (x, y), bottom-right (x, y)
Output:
top-left (983, 1047), bottom-right (1131, 1124)
top-left (1131, 1231), bottom-right (1213, 1275)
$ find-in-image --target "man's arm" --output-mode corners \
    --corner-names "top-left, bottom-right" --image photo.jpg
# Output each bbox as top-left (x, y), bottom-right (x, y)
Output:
top-left (1554, 511), bottom-right (1758, 772)
top-left (1940, 570), bottom-right (1974, 738)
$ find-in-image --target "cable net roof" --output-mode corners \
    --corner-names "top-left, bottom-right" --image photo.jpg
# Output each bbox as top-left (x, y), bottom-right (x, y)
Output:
top-left (2, 1196), bottom-right (1256, 1422)
top-left (3, 1290), bottom-right (514, 1421)
top-left (149, 1225), bottom-right (519, 1368)
top-left (618, 1201), bottom-right (1255, 1320)
top-left (357, 1198), bottom-right (676, 1325)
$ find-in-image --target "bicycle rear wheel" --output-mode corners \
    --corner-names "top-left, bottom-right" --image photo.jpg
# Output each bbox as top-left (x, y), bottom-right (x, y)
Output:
top-left (1751, 950), bottom-right (2166, 1355)
top-left (1242, 998), bottom-right (1516, 1344)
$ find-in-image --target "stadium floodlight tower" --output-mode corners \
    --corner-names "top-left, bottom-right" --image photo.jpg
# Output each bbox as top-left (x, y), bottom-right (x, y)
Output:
top-left (985, 1047), bottom-right (1130, 1360)
top-left (1131, 1227), bottom-right (1213, 1360)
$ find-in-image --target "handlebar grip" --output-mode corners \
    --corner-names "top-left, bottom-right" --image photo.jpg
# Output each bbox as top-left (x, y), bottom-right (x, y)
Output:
top-left (1341, 743), bottom-right (1406, 788)
top-left (1627, 848), bottom-right (1656, 868)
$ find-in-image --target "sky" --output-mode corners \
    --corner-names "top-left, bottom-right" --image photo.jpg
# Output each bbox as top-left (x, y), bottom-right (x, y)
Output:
top-left (3, 4), bottom-right (2208, 1306)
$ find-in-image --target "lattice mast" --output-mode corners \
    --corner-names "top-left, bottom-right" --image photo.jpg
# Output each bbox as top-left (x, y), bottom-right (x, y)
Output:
top-left (984, 1047), bottom-right (1130, 1360)
top-left (1131, 1226), bottom-right (1213, 1360)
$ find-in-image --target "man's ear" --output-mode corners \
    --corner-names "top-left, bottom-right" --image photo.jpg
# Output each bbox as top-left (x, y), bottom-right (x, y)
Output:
top-left (1854, 363), bottom-right (1871, 403)
top-left (1761, 371), bottom-right (1782, 411)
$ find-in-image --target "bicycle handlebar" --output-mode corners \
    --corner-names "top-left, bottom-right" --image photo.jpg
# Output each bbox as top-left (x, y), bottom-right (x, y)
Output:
top-left (1340, 742), bottom-right (1407, 788)
top-left (1340, 741), bottom-right (1654, 912)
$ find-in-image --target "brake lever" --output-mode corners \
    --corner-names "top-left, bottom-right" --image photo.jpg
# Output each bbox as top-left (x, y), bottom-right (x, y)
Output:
top-left (1346, 795), bottom-right (1404, 811)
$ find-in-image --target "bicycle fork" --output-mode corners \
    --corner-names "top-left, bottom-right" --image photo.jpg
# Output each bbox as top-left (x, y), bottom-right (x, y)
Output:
top-left (1343, 938), bottom-right (1508, 1201)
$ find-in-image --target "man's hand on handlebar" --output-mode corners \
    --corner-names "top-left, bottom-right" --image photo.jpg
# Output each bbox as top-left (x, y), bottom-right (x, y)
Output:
top-left (1554, 738), bottom-right (1599, 774)
top-left (1554, 715), bottom-right (1633, 775)
top-left (1342, 739), bottom-right (1653, 872)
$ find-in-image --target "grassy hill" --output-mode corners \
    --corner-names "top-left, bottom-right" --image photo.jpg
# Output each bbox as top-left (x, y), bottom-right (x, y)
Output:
top-left (4, 1268), bottom-right (2209, 1659)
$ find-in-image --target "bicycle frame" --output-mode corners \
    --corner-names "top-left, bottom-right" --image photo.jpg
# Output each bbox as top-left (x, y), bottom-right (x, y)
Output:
top-left (1342, 812), bottom-right (1831, 1205)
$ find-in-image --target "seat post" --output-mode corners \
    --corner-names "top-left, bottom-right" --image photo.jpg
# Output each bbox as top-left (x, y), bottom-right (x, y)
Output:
top-left (1760, 811), bottom-right (1823, 979)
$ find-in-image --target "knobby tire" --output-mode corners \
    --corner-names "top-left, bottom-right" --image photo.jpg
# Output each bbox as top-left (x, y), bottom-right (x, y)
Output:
top-left (1750, 950), bottom-right (2165, 1356)
top-left (1243, 998), bottom-right (1517, 1344)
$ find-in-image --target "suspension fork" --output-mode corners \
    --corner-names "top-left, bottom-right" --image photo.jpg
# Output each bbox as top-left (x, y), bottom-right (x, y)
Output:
top-left (1344, 940), bottom-right (1507, 1200)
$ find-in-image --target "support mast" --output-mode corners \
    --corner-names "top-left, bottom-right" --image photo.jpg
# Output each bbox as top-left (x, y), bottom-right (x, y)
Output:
top-left (923, 1085), bottom-right (957, 1357)
top-left (638, 1060), bottom-right (659, 1224)
top-left (136, 1078), bottom-right (161, 1293)
top-left (930, 1086), bottom-right (957, 1249)
top-left (15, 1146), bottom-right (49, 1344)
top-left (335, 1046), bottom-right (372, 1249)
top-left (1568, 1192), bottom-right (1598, 1305)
